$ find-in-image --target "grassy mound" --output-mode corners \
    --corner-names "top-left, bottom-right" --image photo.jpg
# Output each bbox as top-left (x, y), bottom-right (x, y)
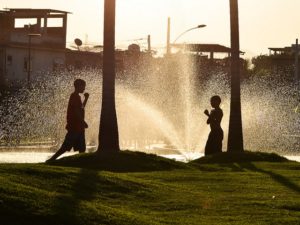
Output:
top-left (46, 150), bottom-right (187, 172)
top-left (190, 151), bottom-right (288, 164)
top-left (1, 159), bottom-right (300, 225)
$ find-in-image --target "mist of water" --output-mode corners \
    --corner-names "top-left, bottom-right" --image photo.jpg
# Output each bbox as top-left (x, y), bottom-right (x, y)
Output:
top-left (0, 55), bottom-right (299, 156)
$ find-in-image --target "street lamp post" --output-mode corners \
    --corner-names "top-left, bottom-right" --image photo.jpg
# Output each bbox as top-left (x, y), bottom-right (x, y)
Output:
top-left (173, 24), bottom-right (206, 44)
top-left (27, 33), bottom-right (41, 86)
top-left (294, 38), bottom-right (299, 83)
top-left (167, 23), bottom-right (206, 55)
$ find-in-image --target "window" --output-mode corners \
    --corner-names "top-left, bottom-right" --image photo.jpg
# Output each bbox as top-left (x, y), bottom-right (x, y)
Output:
top-left (45, 18), bottom-right (63, 28)
top-left (14, 18), bottom-right (37, 28)
top-left (7, 55), bottom-right (12, 65)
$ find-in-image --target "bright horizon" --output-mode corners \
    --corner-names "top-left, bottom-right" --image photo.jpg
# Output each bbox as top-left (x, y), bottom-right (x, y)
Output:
top-left (1, 0), bottom-right (300, 57)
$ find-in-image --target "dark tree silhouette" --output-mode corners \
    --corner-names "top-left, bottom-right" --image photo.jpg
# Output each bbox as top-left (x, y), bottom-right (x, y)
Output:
top-left (97, 0), bottom-right (120, 153)
top-left (227, 0), bottom-right (244, 152)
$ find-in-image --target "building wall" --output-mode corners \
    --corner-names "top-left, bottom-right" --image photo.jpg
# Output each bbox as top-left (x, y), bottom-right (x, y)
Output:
top-left (0, 9), bottom-right (69, 87)
top-left (4, 46), bottom-right (65, 85)
top-left (65, 50), bottom-right (103, 70)
top-left (0, 48), bottom-right (5, 87)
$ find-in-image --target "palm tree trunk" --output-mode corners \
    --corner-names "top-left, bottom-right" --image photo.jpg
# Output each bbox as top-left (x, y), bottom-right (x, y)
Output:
top-left (227, 0), bottom-right (244, 152)
top-left (98, 0), bottom-right (120, 153)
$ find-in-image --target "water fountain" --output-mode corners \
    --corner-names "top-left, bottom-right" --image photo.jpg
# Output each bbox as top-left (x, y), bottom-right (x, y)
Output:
top-left (0, 53), bottom-right (299, 163)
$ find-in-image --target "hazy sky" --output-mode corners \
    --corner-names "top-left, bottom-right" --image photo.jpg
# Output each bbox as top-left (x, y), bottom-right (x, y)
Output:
top-left (1, 0), bottom-right (300, 57)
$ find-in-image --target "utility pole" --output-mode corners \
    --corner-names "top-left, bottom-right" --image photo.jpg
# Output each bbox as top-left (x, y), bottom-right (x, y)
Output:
top-left (295, 38), bottom-right (299, 84)
top-left (147, 35), bottom-right (151, 53)
top-left (27, 33), bottom-right (41, 87)
top-left (27, 34), bottom-right (32, 87)
top-left (166, 17), bottom-right (171, 55)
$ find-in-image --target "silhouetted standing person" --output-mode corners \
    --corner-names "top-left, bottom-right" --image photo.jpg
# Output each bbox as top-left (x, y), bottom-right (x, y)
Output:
top-left (47, 79), bottom-right (89, 162)
top-left (204, 95), bottom-right (223, 156)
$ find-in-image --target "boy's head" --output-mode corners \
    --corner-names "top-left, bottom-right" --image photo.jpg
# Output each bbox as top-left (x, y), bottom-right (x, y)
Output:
top-left (210, 95), bottom-right (221, 108)
top-left (74, 79), bottom-right (86, 93)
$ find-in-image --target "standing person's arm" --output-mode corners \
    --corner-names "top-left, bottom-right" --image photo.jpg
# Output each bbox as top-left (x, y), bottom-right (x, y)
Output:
top-left (204, 109), bottom-right (211, 124)
top-left (83, 93), bottom-right (89, 108)
top-left (71, 94), bottom-right (86, 127)
top-left (82, 93), bottom-right (89, 128)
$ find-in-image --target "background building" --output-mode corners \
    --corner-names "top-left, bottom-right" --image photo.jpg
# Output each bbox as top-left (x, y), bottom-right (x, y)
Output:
top-left (0, 8), bottom-right (69, 87)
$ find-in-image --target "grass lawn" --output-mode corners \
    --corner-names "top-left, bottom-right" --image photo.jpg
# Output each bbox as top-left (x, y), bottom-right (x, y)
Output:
top-left (0, 151), bottom-right (300, 225)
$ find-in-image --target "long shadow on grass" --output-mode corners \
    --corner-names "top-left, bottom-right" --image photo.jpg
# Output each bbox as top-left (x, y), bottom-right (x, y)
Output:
top-left (0, 168), bottom-right (101, 225)
top-left (51, 168), bottom-right (101, 225)
top-left (238, 162), bottom-right (300, 194)
top-left (51, 167), bottom-right (146, 225)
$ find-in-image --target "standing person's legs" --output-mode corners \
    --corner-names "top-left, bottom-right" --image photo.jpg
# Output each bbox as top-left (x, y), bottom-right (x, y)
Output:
top-left (205, 132), bottom-right (214, 156)
top-left (74, 132), bottom-right (86, 153)
top-left (215, 129), bottom-right (224, 154)
top-left (205, 130), bottom-right (224, 155)
top-left (47, 148), bottom-right (67, 162)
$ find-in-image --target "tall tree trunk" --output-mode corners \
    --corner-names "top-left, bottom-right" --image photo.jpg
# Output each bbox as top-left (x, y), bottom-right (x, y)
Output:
top-left (98, 0), bottom-right (120, 153)
top-left (227, 0), bottom-right (244, 152)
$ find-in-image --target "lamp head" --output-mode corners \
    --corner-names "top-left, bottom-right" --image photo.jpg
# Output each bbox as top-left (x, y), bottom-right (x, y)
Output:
top-left (197, 24), bottom-right (206, 28)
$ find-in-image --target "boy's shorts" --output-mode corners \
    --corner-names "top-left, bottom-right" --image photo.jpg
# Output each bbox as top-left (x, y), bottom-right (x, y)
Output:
top-left (61, 131), bottom-right (86, 153)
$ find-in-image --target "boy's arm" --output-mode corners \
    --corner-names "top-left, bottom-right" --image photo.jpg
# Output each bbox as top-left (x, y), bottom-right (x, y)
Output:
top-left (83, 93), bottom-right (89, 108)
top-left (204, 110), bottom-right (211, 124)
top-left (74, 108), bottom-right (88, 128)
top-left (204, 109), bottom-right (209, 116)
top-left (70, 95), bottom-right (86, 125)
top-left (206, 117), bottom-right (211, 124)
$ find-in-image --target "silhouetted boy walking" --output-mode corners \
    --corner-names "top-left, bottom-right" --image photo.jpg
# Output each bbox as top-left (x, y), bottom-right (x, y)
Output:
top-left (204, 95), bottom-right (223, 156)
top-left (47, 79), bottom-right (89, 162)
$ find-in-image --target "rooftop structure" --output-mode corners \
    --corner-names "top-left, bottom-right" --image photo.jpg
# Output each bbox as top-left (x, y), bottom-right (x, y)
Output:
top-left (0, 8), bottom-right (70, 86)
top-left (0, 8), bottom-right (70, 49)
top-left (171, 43), bottom-right (244, 59)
